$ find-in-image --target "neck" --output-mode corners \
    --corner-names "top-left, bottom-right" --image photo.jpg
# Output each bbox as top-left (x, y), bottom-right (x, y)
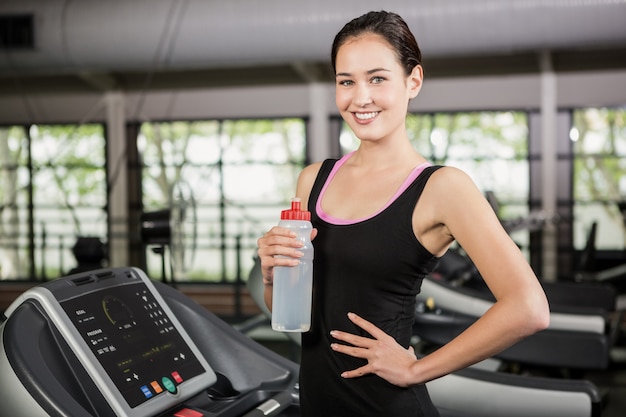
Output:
top-left (351, 139), bottom-right (424, 170)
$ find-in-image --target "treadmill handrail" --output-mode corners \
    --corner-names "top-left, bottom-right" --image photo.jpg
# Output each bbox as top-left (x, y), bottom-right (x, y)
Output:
top-left (426, 365), bottom-right (601, 417)
top-left (418, 278), bottom-right (606, 334)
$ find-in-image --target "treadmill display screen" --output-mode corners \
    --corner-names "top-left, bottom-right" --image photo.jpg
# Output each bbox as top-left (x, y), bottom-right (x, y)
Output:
top-left (61, 281), bottom-right (207, 408)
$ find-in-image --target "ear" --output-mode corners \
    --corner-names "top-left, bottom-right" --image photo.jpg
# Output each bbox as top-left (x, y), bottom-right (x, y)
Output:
top-left (407, 64), bottom-right (423, 99)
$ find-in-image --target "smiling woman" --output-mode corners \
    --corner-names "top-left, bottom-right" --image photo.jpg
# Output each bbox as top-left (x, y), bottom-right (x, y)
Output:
top-left (256, 10), bottom-right (549, 417)
top-left (333, 24), bottom-right (422, 146)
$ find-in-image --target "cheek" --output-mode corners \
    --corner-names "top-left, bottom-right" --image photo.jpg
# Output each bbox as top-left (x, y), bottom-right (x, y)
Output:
top-left (375, 86), bottom-right (398, 105)
top-left (335, 90), bottom-right (351, 110)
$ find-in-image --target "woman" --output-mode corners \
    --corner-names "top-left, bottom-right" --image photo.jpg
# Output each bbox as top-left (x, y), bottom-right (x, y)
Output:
top-left (257, 10), bottom-right (550, 416)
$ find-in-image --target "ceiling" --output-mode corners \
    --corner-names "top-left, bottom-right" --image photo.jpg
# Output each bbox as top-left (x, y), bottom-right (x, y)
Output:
top-left (1, 0), bottom-right (626, 95)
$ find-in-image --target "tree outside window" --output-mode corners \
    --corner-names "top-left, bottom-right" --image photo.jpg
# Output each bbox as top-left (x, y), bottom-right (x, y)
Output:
top-left (0, 124), bottom-right (106, 280)
top-left (571, 107), bottom-right (626, 251)
top-left (138, 118), bottom-right (306, 282)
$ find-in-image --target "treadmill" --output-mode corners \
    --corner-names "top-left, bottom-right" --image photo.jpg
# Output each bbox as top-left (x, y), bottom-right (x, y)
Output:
top-left (414, 276), bottom-right (612, 371)
top-left (415, 248), bottom-right (618, 371)
top-left (0, 267), bottom-right (299, 417)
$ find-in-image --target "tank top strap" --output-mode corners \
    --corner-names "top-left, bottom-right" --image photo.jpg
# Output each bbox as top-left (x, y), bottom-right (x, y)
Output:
top-left (308, 158), bottom-right (338, 212)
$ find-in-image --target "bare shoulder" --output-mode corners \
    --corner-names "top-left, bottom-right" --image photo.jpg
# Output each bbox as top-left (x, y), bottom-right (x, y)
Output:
top-left (426, 165), bottom-right (504, 240)
top-left (299, 162), bottom-right (323, 183)
top-left (428, 165), bottom-right (481, 197)
top-left (296, 161), bottom-right (324, 205)
top-left (426, 165), bottom-right (493, 221)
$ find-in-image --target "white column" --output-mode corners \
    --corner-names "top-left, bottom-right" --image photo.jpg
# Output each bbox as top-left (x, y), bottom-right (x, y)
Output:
top-left (540, 51), bottom-right (558, 282)
top-left (105, 91), bottom-right (129, 267)
top-left (308, 83), bottom-right (331, 162)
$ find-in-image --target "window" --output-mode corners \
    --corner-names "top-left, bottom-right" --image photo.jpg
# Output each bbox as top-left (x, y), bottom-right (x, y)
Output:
top-left (138, 118), bottom-right (307, 282)
top-left (0, 126), bottom-right (29, 279)
top-left (0, 124), bottom-right (106, 280)
top-left (571, 107), bottom-right (626, 251)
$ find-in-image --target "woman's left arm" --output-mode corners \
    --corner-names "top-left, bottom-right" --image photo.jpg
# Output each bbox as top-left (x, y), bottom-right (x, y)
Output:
top-left (331, 167), bottom-right (550, 386)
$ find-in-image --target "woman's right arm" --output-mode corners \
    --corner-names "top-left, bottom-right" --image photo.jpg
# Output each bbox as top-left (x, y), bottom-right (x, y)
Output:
top-left (256, 163), bottom-right (321, 310)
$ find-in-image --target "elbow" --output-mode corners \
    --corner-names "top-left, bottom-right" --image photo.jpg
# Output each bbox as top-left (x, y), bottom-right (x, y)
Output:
top-left (531, 306), bottom-right (550, 334)
top-left (524, 294), bottom-right (551, 335)
top-left (506, 289), bottom-right (550, 338)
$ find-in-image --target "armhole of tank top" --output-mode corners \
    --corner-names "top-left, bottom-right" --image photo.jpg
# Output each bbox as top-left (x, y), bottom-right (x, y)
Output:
top-left (309, 157), bottom-right (341, 213)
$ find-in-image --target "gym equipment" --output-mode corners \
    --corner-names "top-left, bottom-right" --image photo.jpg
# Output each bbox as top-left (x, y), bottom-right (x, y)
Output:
top-left (0, 263), bottom-right (603, 417)
top-left (575, 221), bottom-right (626, 293)
top-left (0, 267), bottom-right (299, 417)
top-left (432, 248), bottom-right (618, 312)
top-left (426, 365), bottom-right (602, 417)
top-left (415, 276), bottom-right (611, 370)
top-left (418, 247), bottom-right (623, 371)
top-left (67, 236), bottom-right (107, 275)
top-left (246, 257), bottom-right (602, 417)
top-left (141, 179), bottom-right (198, 282)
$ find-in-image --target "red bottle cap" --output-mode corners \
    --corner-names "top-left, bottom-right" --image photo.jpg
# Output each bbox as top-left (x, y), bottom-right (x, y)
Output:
top-left (281, 198), bottom-right (311, 221)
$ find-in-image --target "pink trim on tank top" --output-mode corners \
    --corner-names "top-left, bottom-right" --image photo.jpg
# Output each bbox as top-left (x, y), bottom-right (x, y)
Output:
top-left (316, 152), bottom-right (432, 225)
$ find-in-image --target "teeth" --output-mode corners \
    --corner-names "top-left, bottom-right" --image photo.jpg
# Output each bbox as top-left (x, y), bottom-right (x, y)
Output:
top-left (355, 112), bottom-right (378, 120)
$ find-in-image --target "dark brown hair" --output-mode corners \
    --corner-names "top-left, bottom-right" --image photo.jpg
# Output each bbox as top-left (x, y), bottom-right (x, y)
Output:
top-left (331, 10), bottom-right (422, 76)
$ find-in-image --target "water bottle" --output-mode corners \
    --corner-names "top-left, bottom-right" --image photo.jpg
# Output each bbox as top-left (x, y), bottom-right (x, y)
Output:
top-left (271, 198), bottom-right (314, 332)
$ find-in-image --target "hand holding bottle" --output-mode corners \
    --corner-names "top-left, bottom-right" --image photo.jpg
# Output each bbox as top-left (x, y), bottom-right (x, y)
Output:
top-left (270, 198), bottom-right (314, 332)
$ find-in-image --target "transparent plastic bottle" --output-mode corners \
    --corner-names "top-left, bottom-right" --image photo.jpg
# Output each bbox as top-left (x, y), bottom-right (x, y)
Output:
top-left (271, 198), bottom-right (314, 332)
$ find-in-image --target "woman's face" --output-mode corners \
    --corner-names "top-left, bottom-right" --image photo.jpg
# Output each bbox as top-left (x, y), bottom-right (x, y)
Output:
top-left (334, 33), bottom-right (422, 144)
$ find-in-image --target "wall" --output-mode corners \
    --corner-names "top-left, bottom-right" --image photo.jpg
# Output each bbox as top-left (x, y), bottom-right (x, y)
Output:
top-left (2, 69), bottom-right (625, 125)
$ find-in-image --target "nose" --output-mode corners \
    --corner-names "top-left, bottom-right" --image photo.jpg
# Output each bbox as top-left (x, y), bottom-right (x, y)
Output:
top-left (353, 83), bottom-right (373, 107)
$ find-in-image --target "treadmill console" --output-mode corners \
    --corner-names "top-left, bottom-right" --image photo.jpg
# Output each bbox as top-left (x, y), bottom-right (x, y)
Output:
top-left (8, 267), bottom-right (217, 417)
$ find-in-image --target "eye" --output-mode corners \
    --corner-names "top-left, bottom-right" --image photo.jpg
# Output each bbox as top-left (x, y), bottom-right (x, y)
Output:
top-left (371, 76), bottom-right (386, 84)
top-left (337, 79), bottom-right (354, 87)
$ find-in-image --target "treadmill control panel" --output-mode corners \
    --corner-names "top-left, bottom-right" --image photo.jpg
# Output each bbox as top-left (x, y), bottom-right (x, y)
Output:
top-left (61, 281), bottom-right (205, 407)
top-left (17, 267), bottom-right (217, 417)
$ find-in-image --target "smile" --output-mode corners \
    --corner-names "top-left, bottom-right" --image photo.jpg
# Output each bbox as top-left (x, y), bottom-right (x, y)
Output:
top-left (354, 112), bottom-right (379, 120)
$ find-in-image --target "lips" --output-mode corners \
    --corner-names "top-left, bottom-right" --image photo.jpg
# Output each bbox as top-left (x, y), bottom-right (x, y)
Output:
top-left (354, 111), bottom-right (379, 121)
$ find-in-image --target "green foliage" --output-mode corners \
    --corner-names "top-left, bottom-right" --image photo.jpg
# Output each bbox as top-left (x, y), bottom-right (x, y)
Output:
top-left (572, 108), bottom-right (626, 202)
top-left (406, 112), bottom-right (528, 163)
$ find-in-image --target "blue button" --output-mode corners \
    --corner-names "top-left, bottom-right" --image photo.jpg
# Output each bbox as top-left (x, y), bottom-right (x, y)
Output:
top-left (140, 385), bottom-right (153, 398)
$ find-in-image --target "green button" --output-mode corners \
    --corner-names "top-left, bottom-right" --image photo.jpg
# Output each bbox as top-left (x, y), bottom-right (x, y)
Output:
top-left (162, 376), bottom-right (177, 394)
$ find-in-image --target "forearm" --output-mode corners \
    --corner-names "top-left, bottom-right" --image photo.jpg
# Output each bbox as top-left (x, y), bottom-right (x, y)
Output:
top-left (411, 298), bottom-right (549, 384)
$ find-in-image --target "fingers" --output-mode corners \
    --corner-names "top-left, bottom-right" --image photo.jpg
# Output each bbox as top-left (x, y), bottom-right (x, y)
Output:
top-left (329, 314), bottom-right (381, 374)
top-left (257, 226), bottom-right (298, 248)
top-left (330, 339), bottom-right (372, 379)
top-left (330, 328), bottom-right (374, 351)
top-left (340, 365), bottom-right (370, 379)
top-left (330, 312), bottom-right (417, 386)
top-left (257, 226), bottom-right (304, 283)
top-left (330, 335), bottom-right (371, 357)
top-left (329, 312), bottom-right (388, 350)
top-left (346, 312), bottom-right (389, 340)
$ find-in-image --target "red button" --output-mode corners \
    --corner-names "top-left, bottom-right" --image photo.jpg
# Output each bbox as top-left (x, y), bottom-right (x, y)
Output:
top-left (174, 408), bottom-right (203, 417)
top-left (171, 371), bottom-right (183, 383)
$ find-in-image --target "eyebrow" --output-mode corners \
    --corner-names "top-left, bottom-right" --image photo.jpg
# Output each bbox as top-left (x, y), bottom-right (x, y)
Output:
top-left (335, 67), bottom-right (391, 77)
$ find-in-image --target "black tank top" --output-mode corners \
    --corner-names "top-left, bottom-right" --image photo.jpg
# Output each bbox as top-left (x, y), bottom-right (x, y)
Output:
top-left (300, 158), bottom-right (442, 417)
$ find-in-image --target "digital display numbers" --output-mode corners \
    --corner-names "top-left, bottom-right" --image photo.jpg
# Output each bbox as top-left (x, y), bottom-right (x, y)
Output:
top-left (61, 282), bottom-right (207, 408)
